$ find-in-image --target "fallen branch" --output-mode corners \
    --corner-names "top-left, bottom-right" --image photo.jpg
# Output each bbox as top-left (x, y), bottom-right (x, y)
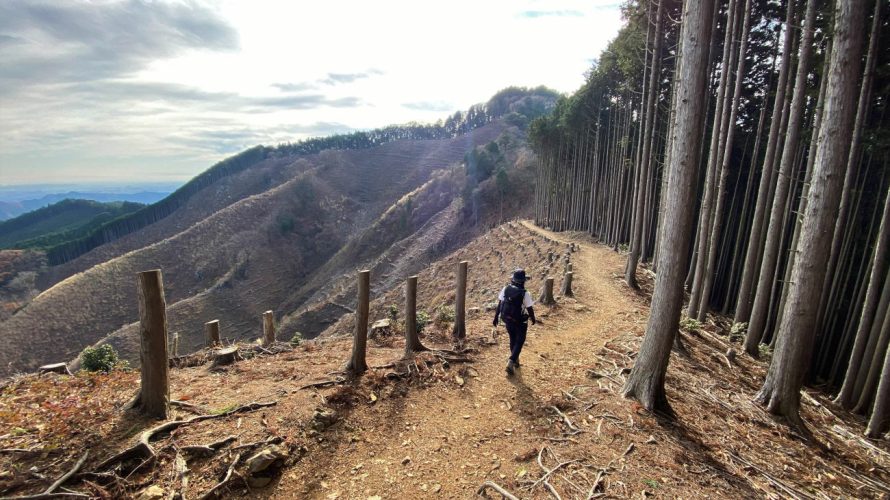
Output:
top-left (42, 451), bottom-right (88, 496)
top-left (180, 436), bottom-right (237, 456)
top-left (728, 452), bottom-right (814, 500)
top-left (550, 406), bottom-right (584, 435)
top-left (477, 480), bottom-right (520, 500)
top-left (299, 377), bottom-right (346, 390)
top-left (232, 436), bottom-right (283, 451)
top-left (197, 452), bottom-right (241, 500)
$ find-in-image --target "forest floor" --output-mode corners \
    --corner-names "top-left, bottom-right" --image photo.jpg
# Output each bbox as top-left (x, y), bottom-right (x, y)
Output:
top-left (1, 221), bottom-right (888, 499)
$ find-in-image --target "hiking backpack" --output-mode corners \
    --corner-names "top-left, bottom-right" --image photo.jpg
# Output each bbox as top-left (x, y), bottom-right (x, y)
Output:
top-left (500, 284), bottom-right (527, 324)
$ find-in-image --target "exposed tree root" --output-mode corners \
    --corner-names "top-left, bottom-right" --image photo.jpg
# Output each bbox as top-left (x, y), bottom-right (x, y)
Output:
top-left (298, 377), bottom-right (346, 390)
top-left (94, 402), bottom-right (276, 474)
top-left (180, 436), bottom-right (237, 456)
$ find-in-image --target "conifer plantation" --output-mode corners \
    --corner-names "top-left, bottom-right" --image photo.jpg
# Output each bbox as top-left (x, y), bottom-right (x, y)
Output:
top-left (531, 0), bottom-right (890, 433)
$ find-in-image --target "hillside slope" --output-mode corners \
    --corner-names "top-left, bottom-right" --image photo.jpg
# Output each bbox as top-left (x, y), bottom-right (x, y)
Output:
top-left (0, 222), bottom-right (886, 499)
top-left (0, 124), bottom-right (509, 376)
top-left (0, 199), bottom-right (144, 249)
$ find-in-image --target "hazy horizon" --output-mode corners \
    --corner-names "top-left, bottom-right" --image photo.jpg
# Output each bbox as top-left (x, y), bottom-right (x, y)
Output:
top-left (0, 0), bottom-right (623, 185)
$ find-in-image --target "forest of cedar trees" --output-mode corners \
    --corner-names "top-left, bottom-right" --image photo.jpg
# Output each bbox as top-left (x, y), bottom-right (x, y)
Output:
top-left (529, 0), bottom-right (890, 436)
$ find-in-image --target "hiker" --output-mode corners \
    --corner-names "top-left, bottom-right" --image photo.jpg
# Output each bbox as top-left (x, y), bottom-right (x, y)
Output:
top-left (492, 268), bottom-right (538, 375)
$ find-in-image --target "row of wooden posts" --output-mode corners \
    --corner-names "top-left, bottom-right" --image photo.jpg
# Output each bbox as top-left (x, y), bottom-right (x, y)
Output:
top-left (129, 256), bottom-right (574, 419)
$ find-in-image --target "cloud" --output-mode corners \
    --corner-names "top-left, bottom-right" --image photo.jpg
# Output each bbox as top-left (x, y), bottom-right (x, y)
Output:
top-left (0, 0), bottom-right (239, 90)
top-left (401, 101), bottom-right (455, 112)
top-left (321, 69), bottom-right (383, 85)
top-left (517, 10), bottom-right (584, 18)
top-left (272, 82), bottom-right (317, 92)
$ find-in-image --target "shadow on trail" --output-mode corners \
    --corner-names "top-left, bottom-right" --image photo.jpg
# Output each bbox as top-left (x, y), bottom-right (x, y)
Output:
top-left (655, 414), bottom-right (760, 496)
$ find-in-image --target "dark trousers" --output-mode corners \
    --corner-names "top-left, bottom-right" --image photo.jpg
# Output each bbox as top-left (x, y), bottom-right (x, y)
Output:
top-left (505, 320), bottom-right (528, 363)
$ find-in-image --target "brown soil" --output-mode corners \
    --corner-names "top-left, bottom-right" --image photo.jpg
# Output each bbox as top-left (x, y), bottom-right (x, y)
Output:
top-left (1, 221), bottom-right (887, 499)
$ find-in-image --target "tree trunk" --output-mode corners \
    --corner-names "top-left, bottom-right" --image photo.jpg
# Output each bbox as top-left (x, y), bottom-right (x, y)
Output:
top-left (744, 0), bottom-right (817, 356)
top-left (346, 270), bottom-right (371, 375)
top-left (404, 275), bottom-right (428, 355)
top-left (866, 307), bottom-right (890, 437)
top-left (131, 270), bottom-right (169, 419)
top-left (262, 310), bottom-right (275, 346)
top-left (695, 0), bottom-right (752, 321)
top-left (562, 272), bottom-right (574, 298)
top-left (205, 320), bottom-right (220, 347)
top-left (626, 0), bottom-right (665, 290)
top-left (171, 332), bottom-right (179, 357)
top-left (754, 0), bottom-right (866, 429)
top-left (835, 183), bottom-right (890, 408)
top-left (452, 261), bottom-right (469, 342)
top-left (734, 0), bottom-right (796, 323)
top-left (539, 277), bottom-right (556, 306)
top-left (623, 0), bottom-right (715, 412)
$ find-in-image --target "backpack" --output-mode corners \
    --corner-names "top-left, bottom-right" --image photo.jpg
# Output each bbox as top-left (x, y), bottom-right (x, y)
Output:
top-left (500, 284), bottom-right (528, 324)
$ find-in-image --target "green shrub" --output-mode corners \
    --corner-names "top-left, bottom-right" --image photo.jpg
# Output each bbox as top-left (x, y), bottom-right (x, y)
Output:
top-left (679, 316), bottom-right (701, 333)
top-left (416, 311), bottom-right (431, 334)
top-left (290, 332), bottom-right (303, 345)
top-left (435, 304), bottom-right (456, 326)
top-left (388, 305), bottom-right (399, 322)
top-left (81, 344), bottom-right (120, 372)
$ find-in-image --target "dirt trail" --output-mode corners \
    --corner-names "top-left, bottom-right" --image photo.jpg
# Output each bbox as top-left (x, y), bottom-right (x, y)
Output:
top-left (270, 226), bottom-right (655, 498)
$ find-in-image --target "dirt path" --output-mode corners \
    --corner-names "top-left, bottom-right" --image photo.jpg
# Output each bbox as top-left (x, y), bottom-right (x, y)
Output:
top-left (270, 226), bottom-right (655, 498)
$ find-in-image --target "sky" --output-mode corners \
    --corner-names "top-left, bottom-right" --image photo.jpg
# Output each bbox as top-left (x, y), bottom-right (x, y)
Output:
top-left (0, 0), bottom-right (624, 186)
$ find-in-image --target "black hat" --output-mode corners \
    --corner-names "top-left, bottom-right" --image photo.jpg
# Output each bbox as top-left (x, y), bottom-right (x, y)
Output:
top-left (511, 268), bottom-right (528, 283)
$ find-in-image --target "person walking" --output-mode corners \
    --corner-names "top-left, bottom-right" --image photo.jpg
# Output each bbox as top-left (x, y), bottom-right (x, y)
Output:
top-left (492, 269), bottom-right (538, 375)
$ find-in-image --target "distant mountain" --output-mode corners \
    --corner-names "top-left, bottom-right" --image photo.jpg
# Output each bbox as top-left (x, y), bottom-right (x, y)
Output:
top-left (0, 199), bottom-right (145, 249)
top-left (0, 191), bottom-right (170, 221)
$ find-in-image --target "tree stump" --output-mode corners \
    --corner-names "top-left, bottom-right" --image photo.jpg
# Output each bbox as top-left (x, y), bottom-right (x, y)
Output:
top-left (38, 363), bottom-right (71, 375)
top-left (346, 270), bottom-right (370, 375)
top-left (262, 310), bottom-right (275, 346)
top-left (404, 275), bottom-right (427, 355)
top-left (130, 270), bottom-right (169, 419)
top-left (562, 272), bottom-right (574, 297)
top-left (539, 277), bottom-right (556, 306)
top-left (205, 320), bottom-right (221, 346)
top-left (452, 261), bottom-right (469, 342)
top-left (212, 346), bottom-right (240, 367)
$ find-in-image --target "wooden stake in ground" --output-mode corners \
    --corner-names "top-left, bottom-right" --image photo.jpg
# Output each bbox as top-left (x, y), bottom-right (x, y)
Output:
top-left (346, 270), bottom-right (370, 375)
top-left (262, 310), bottom-right (275, 346)
top-left (130, 269), bottom-right (170, 419)
top-left (171, 332), bottom-right (179, 357)
top-left (562, 272), bottom-right (574, 297)
top-left (452, 261), bottom-right (468, 342)
top-left (539, 277), bottom-right (556, 306)
top-left (404, 275), bottom-right (427, 355)
top-left (205, 320), bottom-right (220, 346)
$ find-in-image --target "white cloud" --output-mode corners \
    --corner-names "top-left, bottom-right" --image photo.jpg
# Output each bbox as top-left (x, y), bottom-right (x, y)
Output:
top-left (0, 0), bottom-right (623, 185)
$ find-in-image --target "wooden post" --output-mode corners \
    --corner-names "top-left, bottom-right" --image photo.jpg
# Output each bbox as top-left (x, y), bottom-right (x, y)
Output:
top-left (346, 270), bottom-right (370, 375)
top-left (131, 270), bottom-right (169, 419)
top-left (404, 276), bottom-right (427, 355)
top-left (452, 261), bottom-right (468, 341)
top-left (562, 272), bottom-right (574, 297)
top-left (564, 262), bottom-right (573, 275)
top-left (205, 320), bottom-right (220, 346)
top-left (539, 277), bottom-right (556, 305)
top-left (262, 310), bottom-right (275, 346)
top-left (171, 332), bottom-right (179, 357)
